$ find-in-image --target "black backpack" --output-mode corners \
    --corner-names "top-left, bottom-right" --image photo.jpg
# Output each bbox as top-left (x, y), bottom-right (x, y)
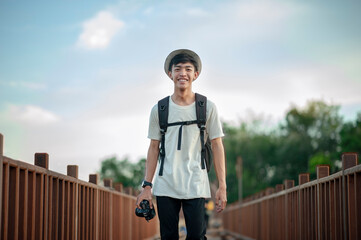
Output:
top-left (157, 93), bottom-right (212, 176)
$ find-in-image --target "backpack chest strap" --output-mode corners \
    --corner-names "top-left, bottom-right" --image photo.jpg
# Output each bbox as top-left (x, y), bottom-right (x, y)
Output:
top-left (168, 120), bottom-right (198, 150)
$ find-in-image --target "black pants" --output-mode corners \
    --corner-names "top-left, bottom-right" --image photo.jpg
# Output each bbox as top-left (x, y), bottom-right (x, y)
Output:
top-left (156, 196), bottom-right (207, 240)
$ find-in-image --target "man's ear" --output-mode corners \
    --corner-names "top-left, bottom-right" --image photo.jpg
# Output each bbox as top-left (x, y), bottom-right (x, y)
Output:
top-left (168, 71), bottom-right (173, 79)
top-left (194, 71), bottom-right (199, 80)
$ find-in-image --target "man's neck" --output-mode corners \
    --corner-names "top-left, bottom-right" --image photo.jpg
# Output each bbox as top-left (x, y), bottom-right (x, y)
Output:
top-left (171, 89), bottom-right (195, 106)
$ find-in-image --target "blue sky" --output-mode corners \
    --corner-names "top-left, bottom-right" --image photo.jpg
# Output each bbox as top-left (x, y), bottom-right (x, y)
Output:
top-left (1, 0), bottom-right (360, 181)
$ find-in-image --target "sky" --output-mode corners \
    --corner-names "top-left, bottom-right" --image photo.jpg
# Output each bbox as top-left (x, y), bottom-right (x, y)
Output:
top-left (0, 0), bottom-right (360, 181)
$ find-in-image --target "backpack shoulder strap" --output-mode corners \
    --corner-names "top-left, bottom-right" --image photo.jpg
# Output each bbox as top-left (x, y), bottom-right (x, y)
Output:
top-left (157, 96), bottom-right (170, 176)
top-left (195, 93), bottom-right (207, 127)
top-left (195, 93), bottom-right (208, 170)
top-left (158, 96), bottom-right (170, 132)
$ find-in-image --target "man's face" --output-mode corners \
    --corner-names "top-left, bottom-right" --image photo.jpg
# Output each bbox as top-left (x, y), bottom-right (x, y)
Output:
top-left (168, 62), bottom-right (199, 90)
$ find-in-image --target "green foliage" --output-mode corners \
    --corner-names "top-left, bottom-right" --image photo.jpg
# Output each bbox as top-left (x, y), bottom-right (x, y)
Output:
top-left (308, 152), bottom-right (332, 176)
top-left (340, 113), bottom-right (361, 153)
top-left (221, 122), bottom-right (278, 202)
top-left (277, 100), bottom-right (342, 177)
top-left (221, 100), bottom-right (357, 203)
top-left (100, 156), bottom-right (145, 189)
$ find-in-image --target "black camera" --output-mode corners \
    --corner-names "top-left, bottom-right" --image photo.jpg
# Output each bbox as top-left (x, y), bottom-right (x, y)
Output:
top-left (135, 200), bottom-right (156, 222)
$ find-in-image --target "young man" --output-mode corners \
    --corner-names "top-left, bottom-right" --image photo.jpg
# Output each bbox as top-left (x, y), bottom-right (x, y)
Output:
top-left (136, 49), bottom-right (227, 240)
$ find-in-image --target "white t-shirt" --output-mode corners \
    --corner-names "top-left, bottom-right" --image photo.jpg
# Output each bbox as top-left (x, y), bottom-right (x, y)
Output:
top-left (147, 96), bottom-right (224, 199)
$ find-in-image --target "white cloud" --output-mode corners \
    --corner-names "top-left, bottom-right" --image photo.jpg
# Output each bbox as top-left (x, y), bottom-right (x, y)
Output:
top-left (7, 104), bottom-right (60, 125)
top-left (77, 11), bottom-right (124, 50)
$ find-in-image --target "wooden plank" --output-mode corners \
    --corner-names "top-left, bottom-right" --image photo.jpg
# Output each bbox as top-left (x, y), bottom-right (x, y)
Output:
top-left (325, 182), bottom-right (330, 240)
top-left (86, 186), bottom-right (90, 240)
top-left (35, 173), bottom-right (44, 240)
top-left (2, 163), bottom-right (9, 240)
top-left (30, 171), bottom-right (36, 240)
top-left (356, 171), bottom-right (361, 239)
top-left (7, 166), bottom-right (18, 240)
top-left (82, 186), bottom-right (86, 240)
top-left (14, 167), bottom-right (20, 239)
top-left (78, 185), bottom-right (82, 240)
top-left (329, 179), bottom-right (336, 240)
top-left (0, 134), bottom-right (3, 239)
top-left (48, 176), bottom-right (53, 240)
top-left (347, 174), bottom-right (356, 239)
top-left (89, 188), bottom-right (94, 240)
top-left (44, 174), bottom-right (49, 240)
top-left (60, 179), bottom-right (65, 240)
top-left (19, 169), bottom-right (28, 240)
top-left (72, 182), bottom-right (77, 240)
top-left (95, 188), bottom-right (99, 240)
top-left (66, 181), bottom-right (70, 240)
top-left (53, 177), bottom-right (59, 240)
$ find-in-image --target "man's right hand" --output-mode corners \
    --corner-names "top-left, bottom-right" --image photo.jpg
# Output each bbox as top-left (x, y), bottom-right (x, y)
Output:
top-left (136, 186), bottom-right (153, 209)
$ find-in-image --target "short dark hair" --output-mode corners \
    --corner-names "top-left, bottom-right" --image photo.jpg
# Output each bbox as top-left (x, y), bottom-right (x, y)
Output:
top-left (168, 53), bottom-right (199, 72)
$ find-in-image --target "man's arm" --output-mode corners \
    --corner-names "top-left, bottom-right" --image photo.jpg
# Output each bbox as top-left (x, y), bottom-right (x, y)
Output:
top-left (211, 137), bottom-right (227, 213)
top-left (136, 139), bottom-right (160, 209)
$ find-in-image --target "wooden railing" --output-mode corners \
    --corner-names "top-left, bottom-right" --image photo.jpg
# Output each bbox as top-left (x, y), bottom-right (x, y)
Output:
top-left (222, 152), bottom-right (360, 240)
top-left (0, 133), bottom-right (159, 240)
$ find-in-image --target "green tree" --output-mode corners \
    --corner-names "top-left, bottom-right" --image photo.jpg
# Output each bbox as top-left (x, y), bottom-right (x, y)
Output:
top-left (308, 152), bottom-right (332, 175)
top-left (279, 100), bottom-right (342, 178)
top-left (100, 156), bottom-right (145, 189)
top-left (340, 112), bottom-right (361, 153)
top-left (221, 122), bottom-right (277, 203)
top-left (221, 100), bottom-right (344, 203)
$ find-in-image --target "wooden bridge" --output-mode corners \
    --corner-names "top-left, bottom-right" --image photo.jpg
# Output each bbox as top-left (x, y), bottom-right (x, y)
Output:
top-left (222, 152), bottom-right (360, 240)
top-left (1, 132), bottom-right (360, 239)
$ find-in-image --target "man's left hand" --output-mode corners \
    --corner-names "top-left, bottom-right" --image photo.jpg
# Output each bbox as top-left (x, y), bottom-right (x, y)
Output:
top-left (215, 187), bottom-right (227, 213)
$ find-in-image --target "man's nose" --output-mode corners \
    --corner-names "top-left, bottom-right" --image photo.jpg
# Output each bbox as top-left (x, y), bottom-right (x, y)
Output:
top-left (180, 68), bottom-right (186, 75)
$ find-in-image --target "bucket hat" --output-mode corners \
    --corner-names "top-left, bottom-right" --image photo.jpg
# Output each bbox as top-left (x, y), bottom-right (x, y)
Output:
top-left (164, 49), bottom-right (202, 79)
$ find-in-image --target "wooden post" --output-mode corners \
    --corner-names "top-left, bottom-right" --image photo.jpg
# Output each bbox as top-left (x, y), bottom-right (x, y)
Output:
top-left (34, 153), bottom-right (49, 169)
top-left (316, 165), bottom-right (329, 179)
top-left (284, 180), bottom-right (295, 189)
top-left (298, 173), bottom-right (310, 185)
top-left (342, 152), bottom-right (358, 170)
top-left (124, 187), bottom-right (133, 195)
top-left (115, 183), bottom-right (123, 192)
top-left (265, 187), bottom-right (274, 196)
top-left (104, 178), bottom-right (113, 188)
top-left (67, 165), bottom-right (78, 179)
top-left (341, 152), bottom-right (358, 240)
top-left (66, 165), bottom-right (78, 239)
top-left (275, 184), bottom-right (285, 192)
top-left (316, 165), bottom-right (329, 240)
top-left (298, 173), bottom-right (310, 240)
top-left (89, 174), bottom-right (99, 185)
